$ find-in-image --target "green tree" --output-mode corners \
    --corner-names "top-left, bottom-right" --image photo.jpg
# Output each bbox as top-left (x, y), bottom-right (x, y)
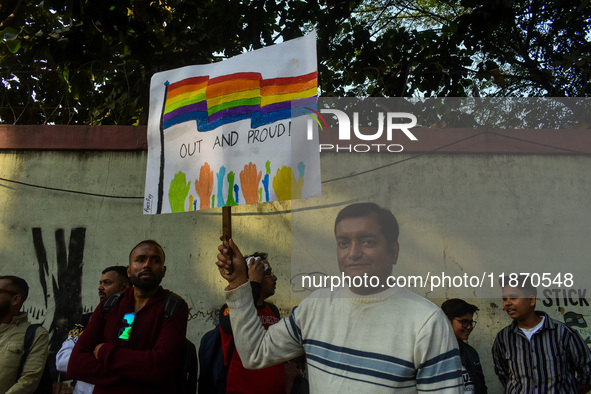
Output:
top-left (1, 0), bottom-right (589, 125)
top-left (0, 0), bottom-right (290, 125)
top-left (455, 0), bottom-right (591, 96)
top-left (321, 0), bottom-right (591, 97)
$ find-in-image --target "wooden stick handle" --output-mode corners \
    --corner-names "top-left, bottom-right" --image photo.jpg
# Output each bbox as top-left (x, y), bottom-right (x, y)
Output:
top-left (222, 206), bottom-right (233, 274)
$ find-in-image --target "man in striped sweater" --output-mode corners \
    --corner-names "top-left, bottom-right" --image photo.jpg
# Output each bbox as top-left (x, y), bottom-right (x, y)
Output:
top-left (216, 202), bottom-right (463, 393)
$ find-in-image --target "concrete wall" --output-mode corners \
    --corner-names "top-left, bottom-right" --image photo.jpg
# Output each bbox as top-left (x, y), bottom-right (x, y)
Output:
top-left (1, 125), bottom-right (590, 392)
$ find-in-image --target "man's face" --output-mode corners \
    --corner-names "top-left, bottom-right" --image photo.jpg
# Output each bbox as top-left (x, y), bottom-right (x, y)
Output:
top-left (128, 243), bottom-right (166, 291)
top-left (0, 279), bottom-right (19, 319)
top-left (98, 271), bottom-right (129, 300)
top-left (502, 286), bottom-right (536, 322)
top-left (260, 261), bottom-right (277, 300)
top-left (450, 312), bottom-right (475, 341)
top-left (336, 214), bottom-right (399, 293)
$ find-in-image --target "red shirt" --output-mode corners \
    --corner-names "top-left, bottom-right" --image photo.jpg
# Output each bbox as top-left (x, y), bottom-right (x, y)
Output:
top-left (221, 303), bottom-right (286, 394)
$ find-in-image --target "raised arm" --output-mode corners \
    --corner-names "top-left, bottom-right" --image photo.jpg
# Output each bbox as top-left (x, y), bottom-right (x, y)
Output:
top-left (225, 282), bottom-right (304, 368)
top-left (216, 238), bottom-right (304, 368)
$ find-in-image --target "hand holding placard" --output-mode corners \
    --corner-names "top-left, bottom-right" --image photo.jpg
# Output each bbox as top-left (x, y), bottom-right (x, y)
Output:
top-left (217, 237), bottom-right (247, 287)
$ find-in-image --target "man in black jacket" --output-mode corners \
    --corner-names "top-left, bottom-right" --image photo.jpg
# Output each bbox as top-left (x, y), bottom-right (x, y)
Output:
top-left (441, 298), bottom-right (488, 394)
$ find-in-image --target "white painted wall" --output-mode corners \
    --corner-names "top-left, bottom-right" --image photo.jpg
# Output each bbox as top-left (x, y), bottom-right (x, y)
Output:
top-left (1, 148), bottom-right (589, 392)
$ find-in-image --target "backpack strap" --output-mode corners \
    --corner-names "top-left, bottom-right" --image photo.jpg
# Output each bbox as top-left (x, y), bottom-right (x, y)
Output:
top-left (162, 292), bottom-right (183, 320)
top-left (17, 324), bottom-right (39, 378)
top-left (102, 291), bottom-right (125, 317)
top-left (268, 303), bottom-right (280, 319)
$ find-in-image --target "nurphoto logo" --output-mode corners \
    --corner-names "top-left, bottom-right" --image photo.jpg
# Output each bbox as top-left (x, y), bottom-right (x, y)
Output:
top-left (305, 106), bottom-right (418, 153)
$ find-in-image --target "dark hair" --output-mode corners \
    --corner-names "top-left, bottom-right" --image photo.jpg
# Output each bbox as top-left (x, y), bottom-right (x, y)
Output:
top-left (0, 275), bottom-right (29, 302)
top-left (129, 240), bottom-right (165, 262)
top-left (243, 252), bottom-right (268, 279)
top-left (102, 266), bottom-right (131, 284)
top-left (334, 203), bottom-right (399, 244)
top-left (500, 274), bottom-right (537, 298)
top-left (244, 252), bottom-right (268, 261)
top-left (441, 298), bottom-right (479, 319)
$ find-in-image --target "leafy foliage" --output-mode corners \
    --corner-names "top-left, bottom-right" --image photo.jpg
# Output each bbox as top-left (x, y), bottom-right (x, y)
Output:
top-left (0, 0), bottom-right (589, 125)
top-left (455, 0), bottom-right (591, 96)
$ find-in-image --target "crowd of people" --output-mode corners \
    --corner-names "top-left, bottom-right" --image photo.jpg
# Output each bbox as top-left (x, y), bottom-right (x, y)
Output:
top-left (1, 202), bottom-right (590, 393)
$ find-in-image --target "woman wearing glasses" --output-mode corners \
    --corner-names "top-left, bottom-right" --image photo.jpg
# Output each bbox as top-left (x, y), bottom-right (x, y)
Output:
top-left (441, 298), bottom-right (488, 394)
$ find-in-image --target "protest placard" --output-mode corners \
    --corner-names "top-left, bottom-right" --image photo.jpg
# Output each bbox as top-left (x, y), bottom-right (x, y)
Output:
top-left (144, 33), bottom-right (320, 214)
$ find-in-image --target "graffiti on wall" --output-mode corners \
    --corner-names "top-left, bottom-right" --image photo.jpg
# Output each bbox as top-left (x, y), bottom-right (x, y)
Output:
top-left (187, 307), bottom-right (219, 324)
top-left (30, 227), bottom-right (86, 353)
top-left (542, 288), bottom-right (591, 346)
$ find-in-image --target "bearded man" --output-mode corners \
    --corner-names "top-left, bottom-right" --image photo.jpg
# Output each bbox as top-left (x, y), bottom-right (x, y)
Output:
top-left (68, 240), bottom-right (189, 394)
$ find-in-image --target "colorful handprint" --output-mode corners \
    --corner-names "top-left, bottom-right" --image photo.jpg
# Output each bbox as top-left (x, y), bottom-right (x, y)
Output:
top-left (234, 184), bottom-right (240, 204)
top-left (293, 161), bottom-right (305, 198)
top-left (272, 163), bottom-right (305, 201)
top-left (272, 166), bottom-right (292, 200)
top-left (225, 171), bottom-right (239, 206)
top-left (168, 171), bottom-right (191, 212)
top-left (261, 160), bottom-right (271, 202)
top-left (240, 162), bottom-right (262, 204)
top-left (216, 166), bottom-right (226, 207)
top-left (195, 162), bottom-right (214, 210)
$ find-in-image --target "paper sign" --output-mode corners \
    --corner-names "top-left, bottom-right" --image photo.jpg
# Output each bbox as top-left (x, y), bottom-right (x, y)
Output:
top-left (143, 33), bottom-right (321, 214)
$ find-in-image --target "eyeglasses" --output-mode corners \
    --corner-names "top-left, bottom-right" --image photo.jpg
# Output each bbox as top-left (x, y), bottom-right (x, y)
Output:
top-left (454, 318), bottom-right (477, 328)
top-left (118, 313), bottom-right (135, 341)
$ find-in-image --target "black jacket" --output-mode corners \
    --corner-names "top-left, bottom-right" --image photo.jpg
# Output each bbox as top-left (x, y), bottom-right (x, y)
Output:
top-left (459, 340), bottom-right (488, 394)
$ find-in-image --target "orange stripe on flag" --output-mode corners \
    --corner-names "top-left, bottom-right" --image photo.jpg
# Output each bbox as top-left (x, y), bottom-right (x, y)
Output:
top-left (167, 83), bottom-right (208, 100)
top-left (207, 80), bottom-right (261, 99)
top-left (261, 79), bottom-right (316, 96)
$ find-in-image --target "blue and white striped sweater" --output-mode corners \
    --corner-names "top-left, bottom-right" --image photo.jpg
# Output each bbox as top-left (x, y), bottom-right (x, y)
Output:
top-left (226, 283), bottom-right (463, 393)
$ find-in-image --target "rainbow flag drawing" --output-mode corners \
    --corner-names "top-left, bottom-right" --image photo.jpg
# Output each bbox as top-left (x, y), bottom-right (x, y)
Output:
top-left (162, 76), bottom-right (209, 129)
top-left (146, 32), bottom-right (319, 215)
top-left (161, 71), bottom-right (317, 131)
